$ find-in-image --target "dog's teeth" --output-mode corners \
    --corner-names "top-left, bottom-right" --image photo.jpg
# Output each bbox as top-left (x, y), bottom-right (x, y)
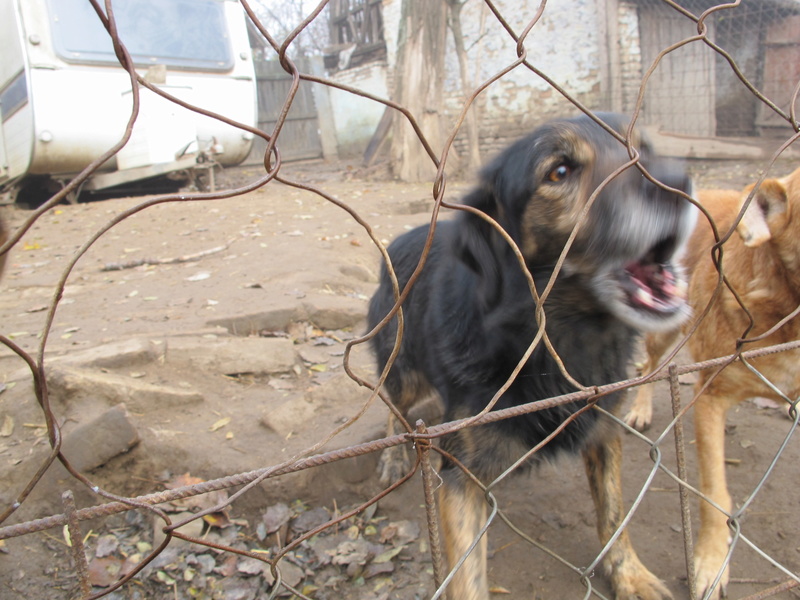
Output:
top-left (634, 287), bottom-right (655, 308)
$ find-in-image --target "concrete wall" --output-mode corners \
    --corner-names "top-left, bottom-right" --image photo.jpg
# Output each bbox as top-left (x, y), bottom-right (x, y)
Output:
top-left (327, 0), bottom-right (609, 159)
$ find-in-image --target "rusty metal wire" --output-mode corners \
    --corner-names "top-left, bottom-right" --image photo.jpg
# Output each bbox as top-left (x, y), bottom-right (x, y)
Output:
top-left (1, 1), bottom-right (800, 599)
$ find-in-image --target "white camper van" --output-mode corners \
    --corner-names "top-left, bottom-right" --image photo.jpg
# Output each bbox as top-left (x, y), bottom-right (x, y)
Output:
top-left (0, 0), bottom-right (257, 204)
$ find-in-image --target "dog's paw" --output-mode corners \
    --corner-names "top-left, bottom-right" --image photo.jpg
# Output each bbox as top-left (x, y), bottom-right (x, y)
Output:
top-left (376, 445), bottom-right (412, 485)
top-left (623, 402), bottom-right (653, 432)
top-left (610, 557), bottom-right (672, 600)
top-left (694, 544), bottom-right (729, 600)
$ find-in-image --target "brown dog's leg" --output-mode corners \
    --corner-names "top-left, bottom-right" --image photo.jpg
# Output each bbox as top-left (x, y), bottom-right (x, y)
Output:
top-left (693, 391), bottom-right (734, 600)
top-left (439, 472), bottom-right (488, 600)
top-left (584, 436), bottom-right (672, 600)
top-left (624, 328), bottom-right (682, 431)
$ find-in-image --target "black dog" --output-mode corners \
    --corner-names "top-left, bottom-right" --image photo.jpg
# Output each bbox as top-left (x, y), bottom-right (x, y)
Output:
top-left (367, 114), bottom-right (696, 599)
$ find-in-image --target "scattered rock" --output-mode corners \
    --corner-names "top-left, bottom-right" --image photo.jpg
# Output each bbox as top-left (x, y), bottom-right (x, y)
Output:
top-left (298, 345), bottom-right (332, 365)
top-left (60, 404), bottom-right (139, 472)
top-left (152, 511), bottom-right (205, 548)
top-left (303, 298), bottom-right (365, 331)
top-left (260, 394), bottom-right (317, 434)
top-left (262, 559), bottom-right (305, 589)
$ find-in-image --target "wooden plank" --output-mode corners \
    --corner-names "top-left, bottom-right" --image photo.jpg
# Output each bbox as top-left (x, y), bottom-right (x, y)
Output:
top-left (638, 4), bottom-right (716, 137)
top-left (757, 16), bottom-right (800, 130)
top-left (250, 57), bottom-right (323, 163)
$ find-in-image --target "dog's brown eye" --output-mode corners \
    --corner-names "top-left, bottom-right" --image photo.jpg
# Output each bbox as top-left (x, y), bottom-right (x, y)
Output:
top-left (548, 163), bottom-right (572, 182)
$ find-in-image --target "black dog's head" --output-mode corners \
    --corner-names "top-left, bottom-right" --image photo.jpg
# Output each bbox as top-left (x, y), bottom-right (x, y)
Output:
top-left (455, 112), bottom-right (697, 332)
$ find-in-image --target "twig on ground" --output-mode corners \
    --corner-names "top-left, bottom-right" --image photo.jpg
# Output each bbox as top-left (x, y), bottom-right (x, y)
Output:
top-left (102, 238), bottom-right (236, 271)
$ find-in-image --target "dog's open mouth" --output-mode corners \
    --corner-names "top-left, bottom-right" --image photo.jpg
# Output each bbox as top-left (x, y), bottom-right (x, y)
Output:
top-left (621, 239), bottom-right (687, 314)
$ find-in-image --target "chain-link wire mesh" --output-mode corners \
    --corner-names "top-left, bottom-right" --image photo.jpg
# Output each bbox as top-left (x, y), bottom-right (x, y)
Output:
top-left (0, 1), bottom-right (799, 599)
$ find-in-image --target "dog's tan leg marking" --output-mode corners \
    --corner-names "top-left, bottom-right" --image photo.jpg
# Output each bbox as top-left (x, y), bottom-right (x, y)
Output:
top-left (439, 478), bottom-right (488, 600)
top-left (694, 391), bottom-right (734, 600)
top-left (625, 329), bottom-right (682, 431)
top-left (584, 436), bottom-right (672, 600)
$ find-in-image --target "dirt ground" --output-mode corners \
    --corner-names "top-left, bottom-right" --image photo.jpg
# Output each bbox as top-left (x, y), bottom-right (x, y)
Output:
top-left (0, 157), bottom-right (798, 599)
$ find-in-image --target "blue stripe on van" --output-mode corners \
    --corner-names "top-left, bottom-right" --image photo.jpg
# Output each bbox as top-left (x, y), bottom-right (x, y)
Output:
top-left (0, 70), bottom-right (28, 122)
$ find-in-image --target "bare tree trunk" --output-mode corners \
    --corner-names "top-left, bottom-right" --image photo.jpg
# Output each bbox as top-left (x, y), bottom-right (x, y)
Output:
top-left (390, 0), bottom-right (448, 182)
top-left (447, 0), bottom-right (481, 172)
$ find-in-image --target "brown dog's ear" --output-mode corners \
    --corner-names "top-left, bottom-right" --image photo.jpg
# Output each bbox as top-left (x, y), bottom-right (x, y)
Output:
top-left (737, 179), bottom-right (787, 248)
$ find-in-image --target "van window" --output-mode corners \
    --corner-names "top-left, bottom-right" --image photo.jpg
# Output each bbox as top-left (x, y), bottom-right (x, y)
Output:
top-left (48, 0), bottom-right (234, 71)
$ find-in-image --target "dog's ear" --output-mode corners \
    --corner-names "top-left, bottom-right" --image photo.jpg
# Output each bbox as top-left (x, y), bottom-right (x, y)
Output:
top-left (737, 179), bottom-right (787, 247)
top-left (452, 186), bottom-right (505, 305)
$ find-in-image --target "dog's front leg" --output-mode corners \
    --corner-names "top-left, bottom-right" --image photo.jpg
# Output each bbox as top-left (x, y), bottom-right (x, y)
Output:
top-left (624, 328), bottom-right (682, 431)
top-left (583, 436), bottom-right (673, 600)
top-left (439, 470), bottom-right (489, 600)
top-left (693, 392), bottom-right (734, 600)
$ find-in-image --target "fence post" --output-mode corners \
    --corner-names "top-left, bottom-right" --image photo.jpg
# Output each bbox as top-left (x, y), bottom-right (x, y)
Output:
top-left (416, 419), bottom-right (445, 591)
top-left (63, 490), bottom-right (92, 599)
top-left (670, 364), bottom-right (696, 600)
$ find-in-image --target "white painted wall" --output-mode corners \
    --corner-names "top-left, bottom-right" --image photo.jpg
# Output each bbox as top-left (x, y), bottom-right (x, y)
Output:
top-left (327, 0), bottom-right (608, 158)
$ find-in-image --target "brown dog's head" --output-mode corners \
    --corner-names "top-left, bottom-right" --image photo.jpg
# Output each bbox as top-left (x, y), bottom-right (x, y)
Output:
top-left (455, 112), bottom-right (697, 332)
top-left (736, 167), bottom-right (800, 248)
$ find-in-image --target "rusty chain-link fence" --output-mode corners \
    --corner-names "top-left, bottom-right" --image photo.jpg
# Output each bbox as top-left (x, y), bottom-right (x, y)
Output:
top-left (1, 0), bottom-right (800, 599)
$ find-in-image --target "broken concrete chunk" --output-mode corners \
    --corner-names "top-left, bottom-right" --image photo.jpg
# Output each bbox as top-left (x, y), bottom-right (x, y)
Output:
top-left (50, 338), bottom-right (160, 369)
top-left (165, 336), bottom-right (296, 375)
top-left (49, 366), bottom-right (204, 411)
top-left (61, 404), bottom-right (139, 472)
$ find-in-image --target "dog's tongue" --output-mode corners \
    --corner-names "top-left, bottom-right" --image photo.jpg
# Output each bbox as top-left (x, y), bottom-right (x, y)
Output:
top-left (625, 261), bottom-right (686, 312)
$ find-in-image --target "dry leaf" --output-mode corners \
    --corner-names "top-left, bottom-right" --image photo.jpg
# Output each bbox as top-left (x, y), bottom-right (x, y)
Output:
top-left (0, 415), bottom-right (14, 437)
top-left (166, 473), bottom-right (204, 489)
top-left (262, 503), bottom-right (292, 534)
top-left (489, 585), bottom-right (512, 594)
top-left (373, 545), bottom-right (404, 564)
top-left (203, 511), bottom-right (232, 529)
top-left (88, 556), bottom-right (125, 587)
top-left (209, 417), bottom-right (231, 432)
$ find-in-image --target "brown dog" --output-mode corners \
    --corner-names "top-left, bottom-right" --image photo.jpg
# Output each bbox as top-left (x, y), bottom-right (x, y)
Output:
top-left (369, 114), bottom-right (696, 599)
top-left (624, 166), bottom-right (800, 598)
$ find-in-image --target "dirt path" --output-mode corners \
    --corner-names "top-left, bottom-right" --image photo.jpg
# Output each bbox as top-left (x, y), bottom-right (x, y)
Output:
top-left (0, 159), bottom-right (798, 599)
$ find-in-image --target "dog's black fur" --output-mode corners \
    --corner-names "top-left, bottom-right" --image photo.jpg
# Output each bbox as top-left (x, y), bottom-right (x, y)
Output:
top-left (367, 113), bottom-right (695, 599)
